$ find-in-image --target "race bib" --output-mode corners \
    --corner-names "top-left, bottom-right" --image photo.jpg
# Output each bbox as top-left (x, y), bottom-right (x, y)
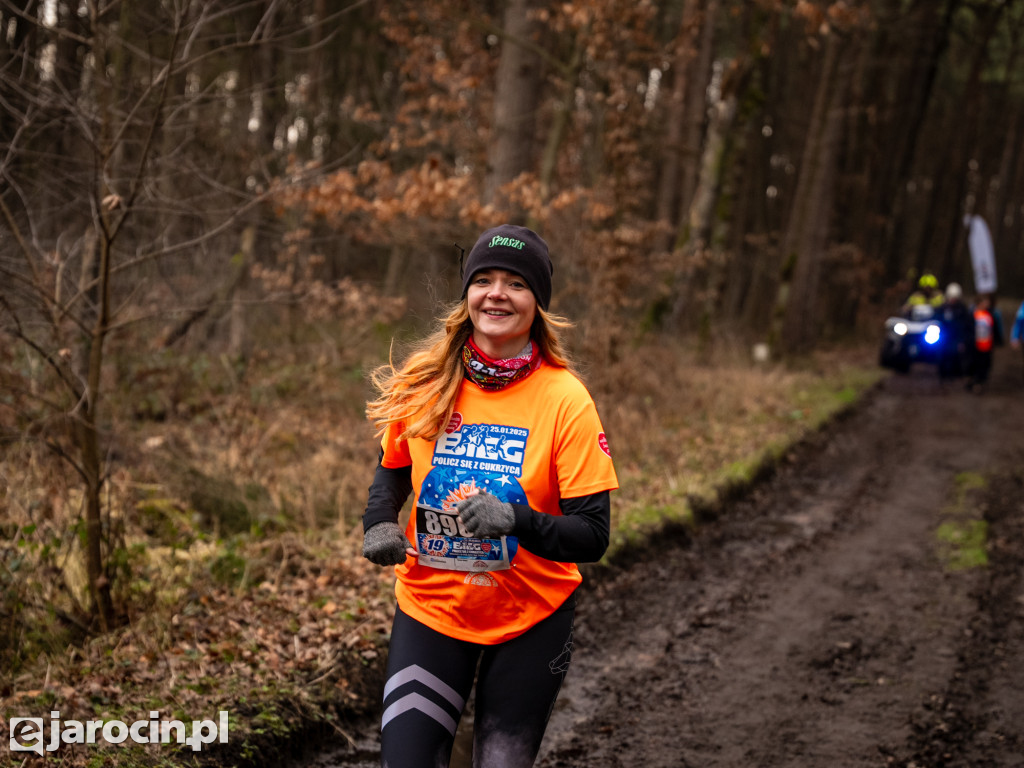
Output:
top-left (415, 504), bottom-right (514, 572)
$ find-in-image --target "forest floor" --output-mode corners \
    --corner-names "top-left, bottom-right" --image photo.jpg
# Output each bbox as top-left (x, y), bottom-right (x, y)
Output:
top-left (306, 347), bottom-right (1024, 768)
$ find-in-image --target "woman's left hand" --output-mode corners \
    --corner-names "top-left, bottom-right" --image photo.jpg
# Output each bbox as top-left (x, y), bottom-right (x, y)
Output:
top-left (457, 492), bottom-right (515, 538)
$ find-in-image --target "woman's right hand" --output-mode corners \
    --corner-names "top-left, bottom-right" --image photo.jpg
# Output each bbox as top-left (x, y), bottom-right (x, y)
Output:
top-left (362, 521), bottom-right (414, 565)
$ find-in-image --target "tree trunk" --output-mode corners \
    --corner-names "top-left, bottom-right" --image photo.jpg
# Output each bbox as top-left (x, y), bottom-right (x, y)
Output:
top-left (675, 0), bottom-right (718, 231)
top-left (872, 0), bottom-right (960, 284)
top-left (653, 0), bottom-right (700, 249)
top-left (78, 229), bottom-right (115, 632)
top-left (720, 116), bottom-right (760, 323)
top-left (484, 0), bottom-right (544, 208)
top-left (931, 4), bottom-right (1001, 284)
top-left (383, 244), bottom-right (407, 297)
top-left (0, 0), bottom-right (37, 149)
top-left (779, 32), bottom-right (849, 354)
top-left (670, 59), bottom-right (744, 340)
top-left (538, 33), bottom-right (585, 204)
top-left (72, 2), bottom-right (116, 632)
top-left (982, 14), bottom-right (1023, 286)
top-left (729, 7), bottom-right (780, 329)
top-left (229, 227), bottom-right (255, 359)
top-left (993, 108), bottom-right (1024, 289)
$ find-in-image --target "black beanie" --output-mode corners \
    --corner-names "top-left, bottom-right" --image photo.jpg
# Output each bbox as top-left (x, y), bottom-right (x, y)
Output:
top-left (461, 224), bottom-right (553, 310)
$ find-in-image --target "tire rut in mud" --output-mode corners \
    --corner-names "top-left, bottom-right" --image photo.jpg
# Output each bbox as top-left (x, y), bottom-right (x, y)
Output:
top-left (896, 469), bottom-right (1024, 768)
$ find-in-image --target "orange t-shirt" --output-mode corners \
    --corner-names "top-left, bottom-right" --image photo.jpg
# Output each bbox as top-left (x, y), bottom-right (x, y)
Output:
top-left (381, 361), bottom-right (618, 644)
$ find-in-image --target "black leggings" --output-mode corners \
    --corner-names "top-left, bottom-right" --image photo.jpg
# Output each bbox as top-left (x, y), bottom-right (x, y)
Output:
top-left (380, 601), bottom-right (575, 768)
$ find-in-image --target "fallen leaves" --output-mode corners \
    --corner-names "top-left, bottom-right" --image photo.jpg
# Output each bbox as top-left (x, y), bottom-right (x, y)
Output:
top-left (2, 546), bottom-right (395, 764)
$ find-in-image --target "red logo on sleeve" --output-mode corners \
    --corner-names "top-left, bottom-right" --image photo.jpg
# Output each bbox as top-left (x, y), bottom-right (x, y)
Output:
top-left (598, 432), bottom-right (611, 457)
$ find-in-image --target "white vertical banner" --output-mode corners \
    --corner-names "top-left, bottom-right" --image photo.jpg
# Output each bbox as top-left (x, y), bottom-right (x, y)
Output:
top-left (964, 214), bottom-right (998, 294)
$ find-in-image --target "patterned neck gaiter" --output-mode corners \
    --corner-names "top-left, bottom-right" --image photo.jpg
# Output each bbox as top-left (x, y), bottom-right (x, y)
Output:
top-left (461, 337), bottom-right (541, 391)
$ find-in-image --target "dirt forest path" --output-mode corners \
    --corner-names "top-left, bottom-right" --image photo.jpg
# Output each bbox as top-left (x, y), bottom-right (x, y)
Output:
top-left (536, 349), bottom-right (1024, 768)
top-left (308, 348), bottom-right (1024, 768)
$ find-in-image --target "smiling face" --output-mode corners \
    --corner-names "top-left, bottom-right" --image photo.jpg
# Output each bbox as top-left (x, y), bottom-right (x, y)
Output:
top-left (466, 268), bottom-right (538, 359)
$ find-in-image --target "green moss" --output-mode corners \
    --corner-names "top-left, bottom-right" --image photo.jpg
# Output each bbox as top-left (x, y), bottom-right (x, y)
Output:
top-left (953, 471), bottom-right (987, 495)
top-left (209, 549), bottom-right (247, 587)
top-left (936, 519), bottom-right (989, 571)
top-left (607, 502), bottom-right (695, 556)
top-left (935, 471), bottom-right (990, 571)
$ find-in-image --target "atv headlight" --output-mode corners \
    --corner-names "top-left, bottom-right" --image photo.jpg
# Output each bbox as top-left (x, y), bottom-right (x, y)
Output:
top-left (893, 322), bottom-right (908, 336)
top-left (925, 325), bottom-right (941, 344)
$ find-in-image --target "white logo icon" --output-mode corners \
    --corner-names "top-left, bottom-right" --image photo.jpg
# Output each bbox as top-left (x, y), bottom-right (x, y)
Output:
top-left (10, 717), bottom-right (45, 755)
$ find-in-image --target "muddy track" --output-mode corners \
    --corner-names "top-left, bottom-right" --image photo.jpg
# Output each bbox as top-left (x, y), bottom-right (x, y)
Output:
top-left (307, 350), bottom-right (1024, 768)
top-left (538, 353), bottom-right (1024, 768)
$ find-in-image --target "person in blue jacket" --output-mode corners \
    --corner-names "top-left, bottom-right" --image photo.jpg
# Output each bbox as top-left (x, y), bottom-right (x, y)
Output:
top-left (1011, 299), bottom-right (1024, 385)
top-left (1011, 300), bottom-right (1024, 349)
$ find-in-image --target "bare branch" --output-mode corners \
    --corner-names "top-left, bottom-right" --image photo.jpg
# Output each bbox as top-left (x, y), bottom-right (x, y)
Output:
top-left (107, 16), bottom-right (185, 245)
top-left (0, 293), bottom-right (86, 401)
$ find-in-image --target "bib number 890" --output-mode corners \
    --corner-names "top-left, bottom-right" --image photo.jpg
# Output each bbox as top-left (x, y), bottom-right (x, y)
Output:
top-left (423, 509), bottom-right (471, 538)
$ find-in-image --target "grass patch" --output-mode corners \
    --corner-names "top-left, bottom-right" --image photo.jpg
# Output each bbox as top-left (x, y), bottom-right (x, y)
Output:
top-left (936, 519), bottom-right (990, 571)
top-left (934, 471), bottom-right (991, 572)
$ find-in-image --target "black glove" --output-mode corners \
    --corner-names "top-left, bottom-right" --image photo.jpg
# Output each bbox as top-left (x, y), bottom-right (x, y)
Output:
top-left (362, 521), bottom-right (412, 565)
top-left (457, 492), bottom-right (515, 538)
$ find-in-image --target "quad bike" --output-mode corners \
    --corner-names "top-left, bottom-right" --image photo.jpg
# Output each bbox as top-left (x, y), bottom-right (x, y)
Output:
top-left (879, 303), bottom-right (944, 373)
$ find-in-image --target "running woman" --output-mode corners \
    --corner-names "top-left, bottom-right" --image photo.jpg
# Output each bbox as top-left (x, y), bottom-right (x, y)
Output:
top-left (362, 223), bottom-right (618, 768)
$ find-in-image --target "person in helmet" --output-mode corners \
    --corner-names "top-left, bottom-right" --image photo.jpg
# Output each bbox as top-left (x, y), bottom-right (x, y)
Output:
top-left (938, 282), bottom-right (973, 379)
top-left (902, 273), bottom-right (944, 314)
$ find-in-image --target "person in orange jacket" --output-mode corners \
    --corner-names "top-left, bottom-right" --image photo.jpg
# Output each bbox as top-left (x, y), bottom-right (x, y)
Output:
top-left (968, 294), bottom-right (996, 393)
top-left (360, 224), bottom-right (618, 768)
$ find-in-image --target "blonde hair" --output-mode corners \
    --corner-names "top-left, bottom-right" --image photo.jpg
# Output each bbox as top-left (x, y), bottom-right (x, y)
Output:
top-left (367, 300), bottom-right (575, 442)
